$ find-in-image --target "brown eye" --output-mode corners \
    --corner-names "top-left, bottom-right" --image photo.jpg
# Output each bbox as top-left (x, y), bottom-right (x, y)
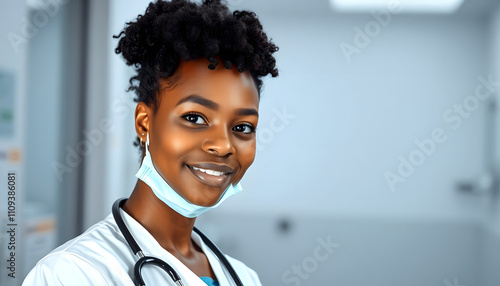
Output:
top-left (182, 113), bottom-right (207, 125)
top-left (233, 124), bottom-right (255, 134)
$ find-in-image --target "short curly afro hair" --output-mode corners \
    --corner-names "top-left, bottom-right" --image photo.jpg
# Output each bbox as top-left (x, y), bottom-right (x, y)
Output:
top-left (113, 0), bottom-right (279, 153)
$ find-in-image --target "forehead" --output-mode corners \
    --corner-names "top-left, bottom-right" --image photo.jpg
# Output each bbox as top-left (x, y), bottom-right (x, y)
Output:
top-left (157, 58), bottom-right (259, 109)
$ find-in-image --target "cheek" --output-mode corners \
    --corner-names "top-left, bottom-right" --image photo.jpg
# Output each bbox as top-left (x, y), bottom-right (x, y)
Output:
top-left (160, 128), bottom-right (195, 161)
top-left (237, 140), bottom-right (256, 170)
top-left (166, 137), bottom-right (190, 153)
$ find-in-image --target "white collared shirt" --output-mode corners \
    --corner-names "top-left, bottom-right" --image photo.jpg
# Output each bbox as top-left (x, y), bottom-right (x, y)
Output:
top-left (22, 209), bottom-right (262, 285)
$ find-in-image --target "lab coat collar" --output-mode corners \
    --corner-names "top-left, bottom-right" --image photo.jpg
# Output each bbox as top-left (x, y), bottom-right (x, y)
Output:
top-left (117, 208), bottom-right (231, 285)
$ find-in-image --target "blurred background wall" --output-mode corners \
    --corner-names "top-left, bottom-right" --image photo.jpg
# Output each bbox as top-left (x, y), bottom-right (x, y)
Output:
top-left (0, 0), bottom-right (499, 285)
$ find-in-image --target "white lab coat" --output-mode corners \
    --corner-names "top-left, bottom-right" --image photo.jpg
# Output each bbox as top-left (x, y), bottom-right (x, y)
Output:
top-left (22, 208), bottom-right (262, 285)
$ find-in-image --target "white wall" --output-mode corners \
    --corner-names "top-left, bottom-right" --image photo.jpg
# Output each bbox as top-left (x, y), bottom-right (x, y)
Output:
top-left (24, 3), bottom-right (65, 215)
top-left (481, 4), bottom-right (500, 286)
top-left (488, 1), bottom-right (500, 235)
top-left (214, 12), bottom-right (491, 221)
top-left (196, 211), bottom-right (482, 286)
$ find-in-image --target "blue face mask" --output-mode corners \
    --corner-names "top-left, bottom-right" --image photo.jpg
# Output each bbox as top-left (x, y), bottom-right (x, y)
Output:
top-left (135, 132), bottom-right (243, 218)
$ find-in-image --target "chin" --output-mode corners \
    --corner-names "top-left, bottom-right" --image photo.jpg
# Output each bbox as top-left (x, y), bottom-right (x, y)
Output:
top-left (189, 198), bottom-right (220, 207)
top-left (185, 189), bottom-right (225, 207)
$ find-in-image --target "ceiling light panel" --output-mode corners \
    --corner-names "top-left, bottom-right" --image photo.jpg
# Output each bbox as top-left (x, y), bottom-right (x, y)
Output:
top-left (329, 0), bottom-right (465, 14)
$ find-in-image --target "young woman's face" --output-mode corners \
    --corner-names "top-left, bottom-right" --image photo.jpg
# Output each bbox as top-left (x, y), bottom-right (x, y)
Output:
top-left (139, 58), bottom-right (259, 207)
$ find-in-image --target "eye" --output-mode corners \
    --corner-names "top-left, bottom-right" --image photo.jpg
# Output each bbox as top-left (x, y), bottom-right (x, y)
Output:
top-left (182, 112), bottom-right (207, 125)
top-left (233, 124), bottom-right (256, 134)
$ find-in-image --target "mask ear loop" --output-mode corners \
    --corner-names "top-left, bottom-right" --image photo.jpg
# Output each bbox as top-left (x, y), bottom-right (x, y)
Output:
top-left (140, 132), bottom-right (150, 149)
top-left (140, 133), bottom-right (145, 148)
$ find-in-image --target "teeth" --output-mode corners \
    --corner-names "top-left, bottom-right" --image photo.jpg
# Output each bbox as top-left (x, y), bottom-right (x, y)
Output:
top-left (191, 166), bottom-right (226, 176)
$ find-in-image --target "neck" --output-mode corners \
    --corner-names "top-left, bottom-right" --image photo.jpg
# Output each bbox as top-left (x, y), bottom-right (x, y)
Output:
top-left (122, 179), bottom-right (197, 255)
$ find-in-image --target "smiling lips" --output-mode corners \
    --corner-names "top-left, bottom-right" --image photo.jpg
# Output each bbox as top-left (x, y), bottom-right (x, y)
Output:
top-left (186, 163), bottom-right (234, 187)
top-left (191, 166), bottom-right (227, 176)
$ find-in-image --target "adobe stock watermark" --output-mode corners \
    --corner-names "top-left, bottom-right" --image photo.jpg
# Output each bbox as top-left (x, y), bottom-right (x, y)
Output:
top-left (256, 106), bottom-right (296, 151)
top-left (384, 74), bottom-right (499, 191)
top-left (339, 0), bottom-right (402, 63)
top-left (282, 234), bottom-right (340, 285)
top-left (444, 276), bottom-right (466, 286)
top-left (7, 0), bottom-right (71, 54)
top-left (51, 97), bottom-right (135, 182)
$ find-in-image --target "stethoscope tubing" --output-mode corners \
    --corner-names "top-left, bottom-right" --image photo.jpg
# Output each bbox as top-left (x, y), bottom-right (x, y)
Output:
top-left (112, 198), bottom-right (243, 286)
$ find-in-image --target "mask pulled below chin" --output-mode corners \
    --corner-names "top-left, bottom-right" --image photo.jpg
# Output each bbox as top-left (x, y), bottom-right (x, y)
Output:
top-left (134, 132), bottom-right (243, 218)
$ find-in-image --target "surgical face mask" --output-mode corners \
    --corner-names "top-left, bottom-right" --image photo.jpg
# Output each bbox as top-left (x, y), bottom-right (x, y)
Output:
top-left (135, 132), bottom-right (243, 218)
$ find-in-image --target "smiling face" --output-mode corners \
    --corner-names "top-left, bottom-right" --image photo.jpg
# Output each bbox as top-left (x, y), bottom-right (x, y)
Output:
top-left (135, 58), bottom-right (259, 207)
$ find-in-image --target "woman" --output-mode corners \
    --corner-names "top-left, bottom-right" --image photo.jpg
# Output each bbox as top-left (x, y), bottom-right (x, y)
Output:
top-left (23, 0), bottom-right (278, 285)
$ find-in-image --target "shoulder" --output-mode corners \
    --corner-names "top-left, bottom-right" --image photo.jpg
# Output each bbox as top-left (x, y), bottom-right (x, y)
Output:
top-left (22, 251), bottom-right (112, 285)
top-left (23, 214), bottom-right (128, 286)
top-left (224, 254), bottom-right (263, 286)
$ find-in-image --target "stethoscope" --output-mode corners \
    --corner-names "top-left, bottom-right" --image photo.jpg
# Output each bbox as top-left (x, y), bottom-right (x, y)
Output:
top-left (112, 198), bottom-right (244, 286)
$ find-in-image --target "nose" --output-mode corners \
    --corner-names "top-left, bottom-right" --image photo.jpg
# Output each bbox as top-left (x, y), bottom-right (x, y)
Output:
top-left (202, 126), bottom-right (235, 156)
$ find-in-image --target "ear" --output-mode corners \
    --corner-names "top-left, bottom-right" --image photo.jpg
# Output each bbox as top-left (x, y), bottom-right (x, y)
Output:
top-left (135, 102), bottom-right (151, 142)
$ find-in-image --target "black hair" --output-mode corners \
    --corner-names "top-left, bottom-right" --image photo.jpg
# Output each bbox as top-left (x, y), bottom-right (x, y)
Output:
top-left (113, 0), bottom-right (279, 154)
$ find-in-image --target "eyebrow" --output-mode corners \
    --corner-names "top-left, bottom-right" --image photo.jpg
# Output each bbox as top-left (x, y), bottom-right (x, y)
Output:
top-left (176, 94), bottom-right (259, 117)
top-left (236, 108), bottom-right (259, 117)
top-left (176, 94), bottom-right (219, 110)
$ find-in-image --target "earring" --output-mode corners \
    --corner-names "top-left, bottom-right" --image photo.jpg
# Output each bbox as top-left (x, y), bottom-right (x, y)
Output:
top-left (140, 133), bottom-right (145, 147)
